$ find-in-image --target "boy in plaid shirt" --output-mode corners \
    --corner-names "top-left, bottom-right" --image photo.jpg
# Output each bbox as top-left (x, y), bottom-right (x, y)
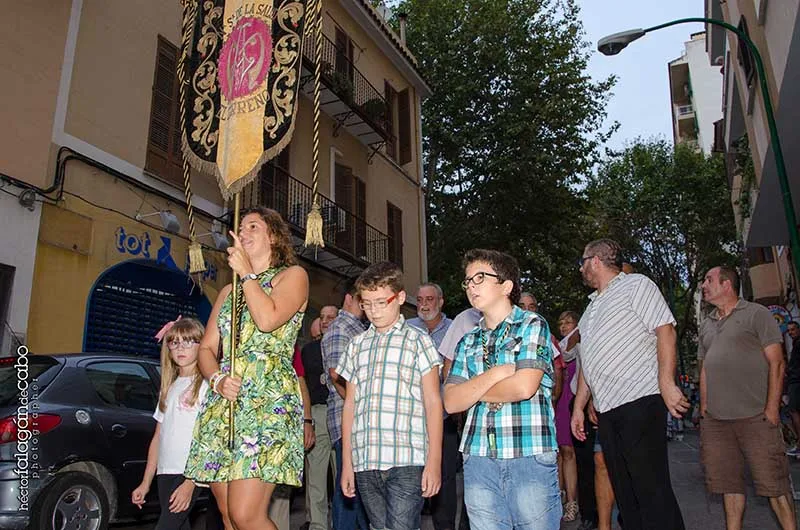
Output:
top-left (444, 249), bottom-right (560, 529)
top-left (338, 261), bottom-right (444, 530)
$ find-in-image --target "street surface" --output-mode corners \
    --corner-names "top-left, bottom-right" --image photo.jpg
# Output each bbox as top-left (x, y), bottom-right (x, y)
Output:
top-left (117, 429), bottom-right (797, 530)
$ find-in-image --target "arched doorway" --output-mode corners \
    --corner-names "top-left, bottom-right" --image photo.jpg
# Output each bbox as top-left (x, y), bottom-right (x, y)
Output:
top-left (84, 259), bottom-right (212, 357)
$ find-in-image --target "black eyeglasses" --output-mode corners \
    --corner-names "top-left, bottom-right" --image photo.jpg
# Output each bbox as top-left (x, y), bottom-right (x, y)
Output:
top-left (461, 272), bottom-right (501, 290)
top-left (577, 255), bottom-right (596, 267)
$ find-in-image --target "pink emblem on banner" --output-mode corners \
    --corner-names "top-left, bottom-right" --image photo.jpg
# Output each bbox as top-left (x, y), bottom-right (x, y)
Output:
top-left (219, 17), bottom-right (273, 100)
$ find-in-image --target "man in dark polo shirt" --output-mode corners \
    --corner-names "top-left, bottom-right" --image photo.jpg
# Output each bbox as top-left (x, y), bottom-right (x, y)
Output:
top-left (302, 305), bottom-right (339, 530)
top-left (698, 266), bottom-right (793, 529)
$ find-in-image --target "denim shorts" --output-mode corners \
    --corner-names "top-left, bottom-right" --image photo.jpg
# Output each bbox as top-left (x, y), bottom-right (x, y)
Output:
top-left (355, 465), bottom-right (424, 530)
top-left (463, 452), bottom-right (561, 530)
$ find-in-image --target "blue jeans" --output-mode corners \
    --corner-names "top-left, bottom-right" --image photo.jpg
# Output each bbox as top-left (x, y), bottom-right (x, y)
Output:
top-left (355, 466), bottom-right (424, 530)
top-left (333, 440), bottom-right (368, 530)
top-left (463, 452), bottom-right (561, 530)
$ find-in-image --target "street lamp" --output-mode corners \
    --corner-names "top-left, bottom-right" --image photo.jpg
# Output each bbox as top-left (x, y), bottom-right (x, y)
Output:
top-left (598, 17), bottom-right (800, 286)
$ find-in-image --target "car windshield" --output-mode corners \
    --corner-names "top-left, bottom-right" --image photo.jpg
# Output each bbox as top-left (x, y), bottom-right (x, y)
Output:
top-left (0, 356), bottom-right (61, 407)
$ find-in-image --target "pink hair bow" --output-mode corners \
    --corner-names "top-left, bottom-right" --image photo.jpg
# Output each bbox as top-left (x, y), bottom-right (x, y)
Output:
top-left (155, 315), bottom-right (182, 342)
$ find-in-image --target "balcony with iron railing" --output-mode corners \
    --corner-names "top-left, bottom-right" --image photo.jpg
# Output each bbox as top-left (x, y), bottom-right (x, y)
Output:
top-left (300, 32), bottom-right (392, 151)
top-left (676, 104), bottom-right (695, 117)
top-left (239, 163), bottom-right (391, 272)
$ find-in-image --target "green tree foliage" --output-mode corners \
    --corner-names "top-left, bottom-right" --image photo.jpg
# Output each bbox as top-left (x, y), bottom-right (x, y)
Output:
top-left (585, 139), bottom-right (739, 375)
top-left (398, 0), bottom-right (615, 322)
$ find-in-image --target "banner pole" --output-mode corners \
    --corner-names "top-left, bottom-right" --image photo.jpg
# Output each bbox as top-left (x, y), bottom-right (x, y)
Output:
top-left (228, 193), bottom-right (241, 451)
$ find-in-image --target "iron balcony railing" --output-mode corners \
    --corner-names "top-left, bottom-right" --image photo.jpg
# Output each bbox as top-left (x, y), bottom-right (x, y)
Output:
top-left (241, 164), bottom-right (390, 266)
top-left (302, 31), bottom-right (391, 141)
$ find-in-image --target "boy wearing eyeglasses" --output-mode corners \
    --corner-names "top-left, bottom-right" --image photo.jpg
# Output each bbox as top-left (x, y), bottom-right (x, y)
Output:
top-left (337, 261), bottom-right (444, 530)
top-left (444, 249), bottom-right (561, 529)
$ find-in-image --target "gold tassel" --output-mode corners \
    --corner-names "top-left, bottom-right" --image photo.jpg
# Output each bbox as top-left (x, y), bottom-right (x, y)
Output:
top-left (304, 203), bottom-right (325, 248)
top-left (188, 240), bottom-right (207, 273)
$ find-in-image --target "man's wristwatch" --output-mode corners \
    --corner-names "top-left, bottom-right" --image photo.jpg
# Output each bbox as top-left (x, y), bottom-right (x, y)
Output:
top-left (241, 273), bottom-right (258, 283)
top-left (303, 418), bottom-right (315, 426)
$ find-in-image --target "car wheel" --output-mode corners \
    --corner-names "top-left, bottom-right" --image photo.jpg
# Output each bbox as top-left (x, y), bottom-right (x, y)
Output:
top-left (30, 471), bottom-right (109, 530)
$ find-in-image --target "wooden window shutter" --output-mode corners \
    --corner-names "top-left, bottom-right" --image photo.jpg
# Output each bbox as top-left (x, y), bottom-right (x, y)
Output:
top-left (276, 145), bottom-right (290, 170)
top-left (737, 17), bottom-right (755, 86)
top-left (348, 39), bottom-right (355, 81)
top-left (146, 36), bottom-right (183, 185)
top-left (384, 81), bottom-right (397, 160)
top-left (355, 177), bottom-right (367, 258)
top-left (335, 164), bottom-right (354, 213)
top-left (355, 178), bottom-right (366, 220)
top-left (387, 202), bottom-right (403, 268)
top-left (335, 27), bottom-right (353, 81)
top-left (398, 88), bottom-right (412, 165)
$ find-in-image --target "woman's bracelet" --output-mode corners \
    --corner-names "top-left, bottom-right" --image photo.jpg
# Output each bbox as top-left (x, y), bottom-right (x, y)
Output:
top-left (209, 371), bottom-right (226, 394)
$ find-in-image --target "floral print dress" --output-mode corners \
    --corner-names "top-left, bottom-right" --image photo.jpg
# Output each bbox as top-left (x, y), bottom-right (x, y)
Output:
top-left (184, 267), bottom-right (305, 486)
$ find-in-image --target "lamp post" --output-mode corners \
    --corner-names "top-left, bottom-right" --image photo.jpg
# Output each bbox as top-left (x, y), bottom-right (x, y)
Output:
top-left (598, 17), bottom-right (800, 285)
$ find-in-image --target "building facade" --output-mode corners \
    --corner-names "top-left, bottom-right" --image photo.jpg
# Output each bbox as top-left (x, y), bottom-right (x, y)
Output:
top-left (668, 31), bottom-right (723, 154)
top-left (706, 0), bottom-right (800, 309)
top-left (1, 0), bottom-right (430, 354)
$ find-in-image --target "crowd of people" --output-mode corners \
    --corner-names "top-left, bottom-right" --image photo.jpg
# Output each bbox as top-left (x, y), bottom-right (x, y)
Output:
top-left (131, 207), bottom-right (796, 530)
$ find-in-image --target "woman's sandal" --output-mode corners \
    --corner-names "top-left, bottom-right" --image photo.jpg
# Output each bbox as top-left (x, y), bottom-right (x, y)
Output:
top-left (562, 500), bottom-right (579, 522)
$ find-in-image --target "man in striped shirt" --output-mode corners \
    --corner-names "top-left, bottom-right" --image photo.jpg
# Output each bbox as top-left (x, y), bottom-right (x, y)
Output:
top-left (571, 239), bottom-right (688, 530)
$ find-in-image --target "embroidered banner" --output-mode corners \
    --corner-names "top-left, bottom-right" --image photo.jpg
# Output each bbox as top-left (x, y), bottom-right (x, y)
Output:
top-left (181, 0), bottom-right (308, 199)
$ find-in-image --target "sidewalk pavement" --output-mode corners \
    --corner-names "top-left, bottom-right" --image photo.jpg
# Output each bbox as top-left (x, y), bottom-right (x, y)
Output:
top-left (119, 427), bottom-right (800, 530)
top-left (561, 427), bottom-right (800, 530)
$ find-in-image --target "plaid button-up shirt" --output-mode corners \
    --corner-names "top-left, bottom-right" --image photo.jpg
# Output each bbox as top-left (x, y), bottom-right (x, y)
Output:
top-left (336, 315), bottom-right (442, 472)
top-left (322, 310), bottom-right (366, 443)
top-left (446, 305), bottom-right (557, 459)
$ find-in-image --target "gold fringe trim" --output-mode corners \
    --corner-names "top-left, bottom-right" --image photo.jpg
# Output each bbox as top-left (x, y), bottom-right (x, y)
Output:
top-left (188, 240), bottom-right (207, 273)
top-left (304, 203), bottom-right (325, 247)
top-left (181, 110), bottom-right (300, 202)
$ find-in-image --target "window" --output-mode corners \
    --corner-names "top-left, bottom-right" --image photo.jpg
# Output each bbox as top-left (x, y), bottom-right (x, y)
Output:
top-left (737, 17), bottom-right (755, 86)
top-left (85, 362), bottom-right (157, 412)
top-left (335, 27), bottom-right (354, 82)
top-left (335, 164), bottom-right (366, 256)
top-left (383, 83), bottom-right (413, 165)
top-left (146, 36), bottom-right (184, 186)
top-left (747, 246), bottom-right (775, 266)
top-left (0, 357), bottom-right (60, 407)
top-left (387, 202), bottom-right (403, 268)
top-left (384, 81), bottom-right (397, 160)
top-left (259, 148), bottom-right (291, 219)
top-left (398, 88), bottom-right (412, 165)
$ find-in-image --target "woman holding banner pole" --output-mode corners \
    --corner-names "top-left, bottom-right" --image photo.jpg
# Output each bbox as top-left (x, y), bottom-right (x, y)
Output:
top-left (184, 207), bottom-right (309, 530)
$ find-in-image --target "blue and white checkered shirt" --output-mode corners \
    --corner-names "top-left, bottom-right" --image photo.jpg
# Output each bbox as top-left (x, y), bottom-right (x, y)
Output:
top-left (322, 310), bottom-right (366, 443)
top-left (446, 306), bottom-right (557, 458)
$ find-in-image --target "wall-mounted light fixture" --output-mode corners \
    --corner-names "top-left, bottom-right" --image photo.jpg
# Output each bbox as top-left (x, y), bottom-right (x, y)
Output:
top-left (18, 189), bottom-right (36, 211)
top-left (135, 210), bottom-right (181, 234)
top-left (197, 230), bottom-right (230, 251)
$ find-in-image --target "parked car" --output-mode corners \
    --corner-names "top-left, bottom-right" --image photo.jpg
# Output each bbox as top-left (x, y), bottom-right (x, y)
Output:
top-left (0, 352), bottom-right (209, 530)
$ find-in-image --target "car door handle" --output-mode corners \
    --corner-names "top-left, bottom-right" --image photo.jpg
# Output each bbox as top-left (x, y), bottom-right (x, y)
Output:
top-left (111, 424), bottom-right (127, 438)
